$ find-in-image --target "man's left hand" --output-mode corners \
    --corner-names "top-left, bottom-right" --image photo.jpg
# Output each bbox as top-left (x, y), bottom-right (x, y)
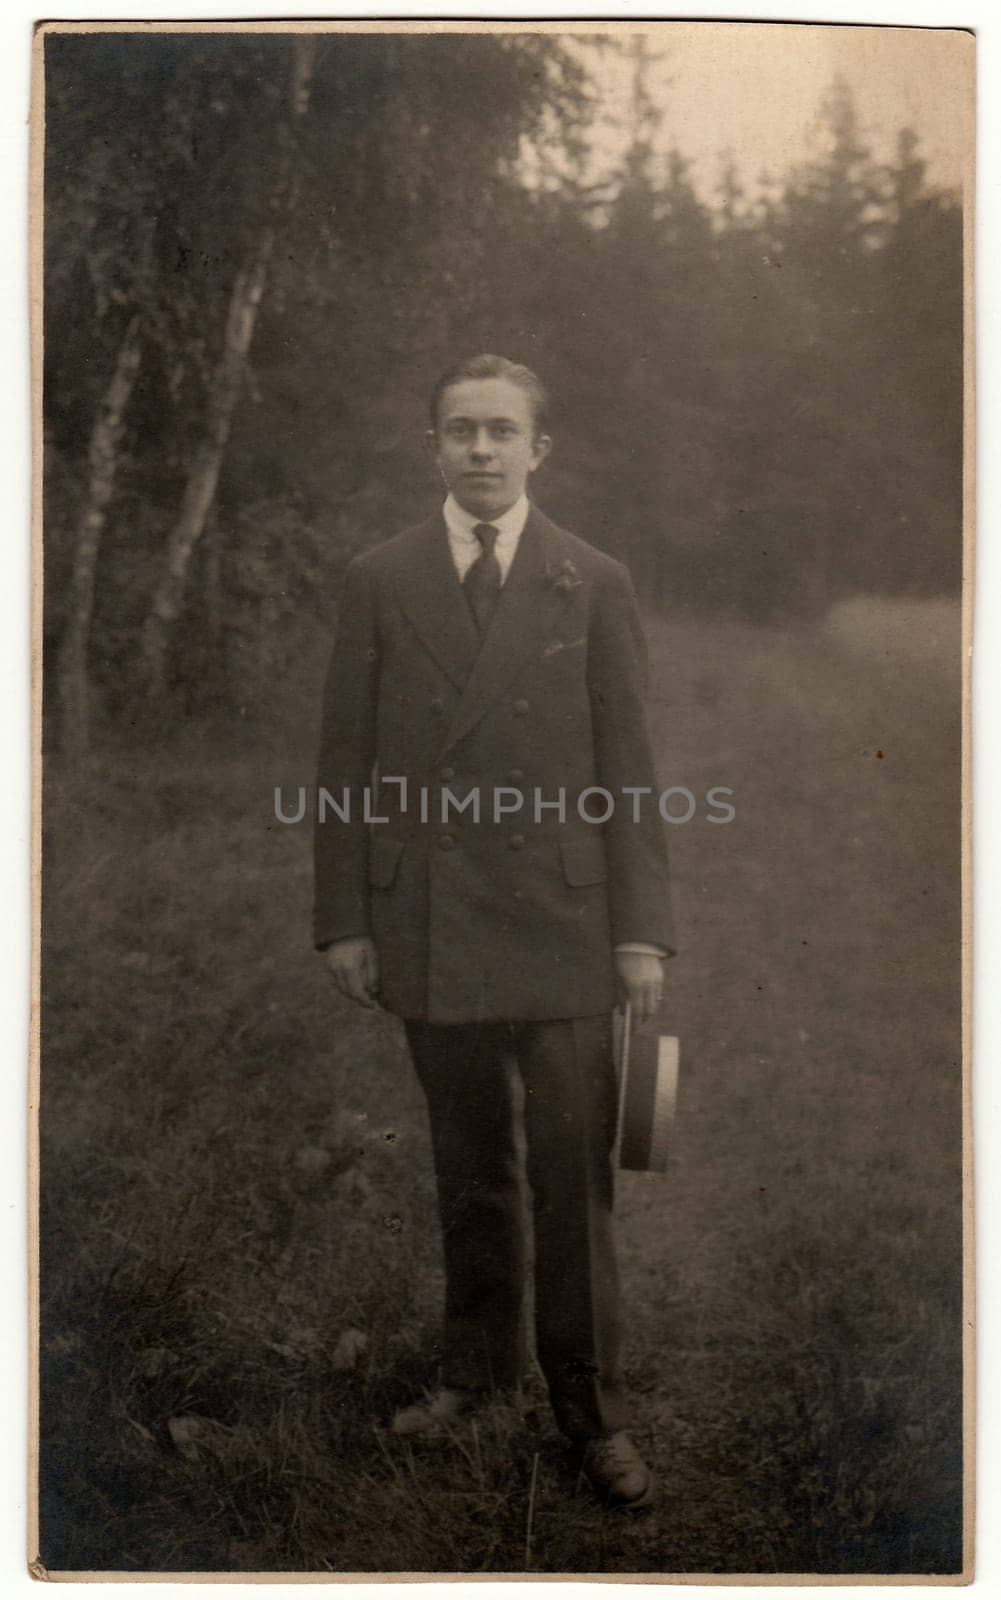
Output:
top-left (615, 950), bottom-right (664, 1027)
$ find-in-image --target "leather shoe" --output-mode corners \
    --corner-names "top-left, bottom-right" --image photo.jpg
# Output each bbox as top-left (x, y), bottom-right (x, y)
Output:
top-left (390, 1387), bottom-right (475, 1436)
top-left (581, 1431), bottom-right (655, 1508)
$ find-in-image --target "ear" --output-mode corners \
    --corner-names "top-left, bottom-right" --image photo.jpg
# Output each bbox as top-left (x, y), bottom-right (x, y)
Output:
top-left (424, 428), bottom-right (439, 459)
top-left (529, 434), bottom-right (553, 472)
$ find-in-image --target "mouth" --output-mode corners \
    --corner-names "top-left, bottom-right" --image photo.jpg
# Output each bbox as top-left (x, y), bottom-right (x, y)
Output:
top-left (463, 471), bottom-right (502, 480)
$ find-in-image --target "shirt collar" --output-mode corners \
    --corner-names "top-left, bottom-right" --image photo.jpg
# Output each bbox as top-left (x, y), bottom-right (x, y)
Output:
top-left (443, 492), bottom-right (530, 544)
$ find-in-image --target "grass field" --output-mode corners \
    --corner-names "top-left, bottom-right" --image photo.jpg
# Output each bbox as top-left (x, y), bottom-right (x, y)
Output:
top-left (37, 598), bottom-right (965, 1575)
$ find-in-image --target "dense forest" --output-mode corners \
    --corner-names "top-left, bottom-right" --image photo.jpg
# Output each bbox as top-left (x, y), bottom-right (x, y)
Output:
top-left (43, 31), bottom-right (963, 754)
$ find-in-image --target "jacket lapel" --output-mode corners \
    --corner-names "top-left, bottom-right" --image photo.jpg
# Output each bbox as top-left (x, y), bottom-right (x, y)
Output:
top-left (440, 505), bottom-right (566, 756)
top-left (393, 515), bottom-right (481, 692)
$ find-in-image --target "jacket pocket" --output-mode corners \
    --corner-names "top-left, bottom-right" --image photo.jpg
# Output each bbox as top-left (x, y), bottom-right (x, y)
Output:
top-left (559, 836), bottom-right (608, 888)
top-left (368, 836), bottom-right (403, 889)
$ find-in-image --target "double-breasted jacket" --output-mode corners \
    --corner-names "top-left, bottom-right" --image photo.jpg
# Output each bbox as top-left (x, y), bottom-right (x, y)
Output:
top-left (313, 504), bottom-right (674, 1023)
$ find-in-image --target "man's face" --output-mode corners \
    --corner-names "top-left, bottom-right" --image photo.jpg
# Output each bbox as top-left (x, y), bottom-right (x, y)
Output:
top-left (428, 378), bottom-right (551, 520)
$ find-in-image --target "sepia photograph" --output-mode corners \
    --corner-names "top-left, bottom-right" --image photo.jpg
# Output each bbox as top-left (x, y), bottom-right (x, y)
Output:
top-left (32, 18), bottom-right (973, 1579)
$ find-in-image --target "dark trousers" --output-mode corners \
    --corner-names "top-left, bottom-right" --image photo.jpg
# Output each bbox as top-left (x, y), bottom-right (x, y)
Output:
top-left (404, 1015), bottom-right (629, 1441)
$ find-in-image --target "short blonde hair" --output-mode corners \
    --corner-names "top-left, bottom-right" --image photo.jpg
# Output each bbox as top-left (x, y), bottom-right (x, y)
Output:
top-left (430, 353), bottom-right (550, 435)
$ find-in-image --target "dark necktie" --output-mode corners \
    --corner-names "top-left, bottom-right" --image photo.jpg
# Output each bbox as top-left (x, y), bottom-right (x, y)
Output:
top-left (463, 522), bottom-right (503, 634)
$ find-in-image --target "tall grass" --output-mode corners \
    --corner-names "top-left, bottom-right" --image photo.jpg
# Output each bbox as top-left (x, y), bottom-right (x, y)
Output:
top-left (37, 602), bottom-right (964, 1574)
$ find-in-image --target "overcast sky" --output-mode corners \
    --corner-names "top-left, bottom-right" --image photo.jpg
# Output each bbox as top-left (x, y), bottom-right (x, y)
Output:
top-left (573, 23), bottom-right (971, 204)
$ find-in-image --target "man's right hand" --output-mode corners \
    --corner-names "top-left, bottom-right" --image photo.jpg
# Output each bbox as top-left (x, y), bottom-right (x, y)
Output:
top-left (325, 936), bottom-right (380, 1009)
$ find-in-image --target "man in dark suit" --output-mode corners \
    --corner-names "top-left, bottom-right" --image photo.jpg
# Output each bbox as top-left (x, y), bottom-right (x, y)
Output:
top-left (314, 354), bottom-right (674, 1507)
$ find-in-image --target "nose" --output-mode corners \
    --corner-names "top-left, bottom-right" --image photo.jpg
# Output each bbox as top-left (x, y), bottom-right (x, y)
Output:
top-left (469, 427), bottom-right (494, 461)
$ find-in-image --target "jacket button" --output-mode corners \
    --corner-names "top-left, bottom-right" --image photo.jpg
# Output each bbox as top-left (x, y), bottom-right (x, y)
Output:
top-left (440, 765), bottom-right (455, 782)
top-left (513, 698), bottom-right (529, 715)
top-left (438, 834), bottom-right (455, 851)
top-left (509, 833), bottom-right (525, 850)
top-left (430, 697), bottom-right (445, 716)
top-left (508, 768), bottom-right (525, 783)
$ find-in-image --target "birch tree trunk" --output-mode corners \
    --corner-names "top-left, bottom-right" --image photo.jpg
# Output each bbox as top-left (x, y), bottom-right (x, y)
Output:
top-left (202, 505), bottom-right (222, 650)
top-left (140, 241), bottom-right (272, 695)
top-left (141, 37), bottom-right (316, 701)
top-left (56, 314), bottom-right (143, 758)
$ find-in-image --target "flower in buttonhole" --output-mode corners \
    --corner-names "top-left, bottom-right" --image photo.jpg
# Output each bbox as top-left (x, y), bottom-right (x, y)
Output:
top-left (547, 558), bottom-right (582, 594)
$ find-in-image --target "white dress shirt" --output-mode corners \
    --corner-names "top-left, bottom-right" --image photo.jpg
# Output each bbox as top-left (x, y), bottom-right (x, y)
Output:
top-left (443, 492), bottom-right (529, 584)
top-left (441, 495), bottom-right (666, 967)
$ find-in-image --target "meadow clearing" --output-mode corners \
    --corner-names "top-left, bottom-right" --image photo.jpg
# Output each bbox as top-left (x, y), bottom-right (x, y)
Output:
top-left (37, 596), bottom-right (965, 1574)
